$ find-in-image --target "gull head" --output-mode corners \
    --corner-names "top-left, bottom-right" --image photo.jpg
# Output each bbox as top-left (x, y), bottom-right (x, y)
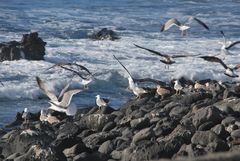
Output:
top-left (24, 108), bottom-right (28, 113)
top-left (96, 95), bottom-right (100, 99)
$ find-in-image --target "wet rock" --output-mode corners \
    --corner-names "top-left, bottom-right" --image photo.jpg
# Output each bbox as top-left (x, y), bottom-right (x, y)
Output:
top-left (221, 116), bottom-right (236, 127)
top-left (89, 28), bottom-right (119, 40)
top-left (73, 152), bottom-right (108, 161)
top-left (198, 121), bottom-right (215, 131)
top-left (0, 32), bottom-right (46, 61)
top-left (102, 121), bottom-right (116, 132)
top-left (63, 142), bottom-right (90, 158)
top-left (191, 131), bottom-right (220, 146)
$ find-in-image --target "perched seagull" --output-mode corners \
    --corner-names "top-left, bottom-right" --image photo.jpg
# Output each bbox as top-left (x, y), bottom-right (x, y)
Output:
top-left (194, 81), bottom-right (207, 91)
top-left (113, 55), bottom-right (148, 98)
top-left (156, 85), bottom-right (171, 99)
top-left (134, 44), bottom-right (199, 65)
top-left (39, 109), bottom-right (48, 122)
top-left (96, 95), bottom-right (109, 111)
top-left (22, 108), bottom-right (30, 124)
top-left (200, 56), bottom-right (240, 78)
top-left (161, 16), bottom-right (209, 35)
top-left (174, 80), bottom-right (183, 95)
top-left (36, 77), bottom-right (81, 116)
top-left (219, 31), bottom-right (240, 55)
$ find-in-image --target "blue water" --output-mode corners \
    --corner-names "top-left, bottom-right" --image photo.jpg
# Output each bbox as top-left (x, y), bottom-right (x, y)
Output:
top-left (0, 0), bottom-right (240, 127)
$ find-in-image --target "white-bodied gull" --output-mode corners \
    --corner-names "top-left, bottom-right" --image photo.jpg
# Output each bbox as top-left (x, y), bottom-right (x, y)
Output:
top-left (174, 80), bottom-right (183, 95)
top-left (220, 31), bottom-right (240, 55)
top-left (96, 95), bottom-right (109, 108)
top-left (113, 55), bottom-right (147, 98)
top-left (36, 77), bottom-right (81, 116)
top-left (161, 16), bottom-right (209, 35)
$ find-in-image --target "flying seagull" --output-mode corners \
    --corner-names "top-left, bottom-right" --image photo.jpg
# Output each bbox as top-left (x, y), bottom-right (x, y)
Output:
top-left (36, 76), bottom-right (81, 116)
top-left (113, 55), bottom-right (147, 98)
top-left (161, 16), bottom-right (209, 35)
top-left (220, 31), bottom-right (240, 55)
top-left (200, 56), bottom-right (240, 78)
top-left (47, 63), bottom-right (94, 88)
top-left (134, 44), bottom-right (199, 65)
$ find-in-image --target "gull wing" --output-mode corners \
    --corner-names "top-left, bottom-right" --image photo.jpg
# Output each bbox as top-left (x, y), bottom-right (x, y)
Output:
top-left (226, 41), bottom-right (240, 50)
top-left (187, 16), bottom-right (209, 30)
top-left (60, 66), bottom-right (87, 79)
top-left (0, 81), bottom-right (4, 86)
top-left (200, 56), bottom-right (228, 69)
top-left (220, 31), bottom-right (227, 45)
top-left (113, 55), bottom-right (134, 80)
top-left (45, 63), bottom-right (70, 71)
top-left (102, 98), bottom-right (109, 104)
top-left (233, 64), bottom-right (240, 70)
top-left (161, 18), bottom-right (181, 31)
top-left (134, 44), bottom-right (169, 58)
top-left (58, 78), bottom-right (73, 101)
top-left (59, 89), bottom-right (82, 108)
top-left (172, 53), bottom-right (200, 58)
top-left (72, 63), bottom-right (92, 75)
top-left (36, 77), bottom-right (58, 102)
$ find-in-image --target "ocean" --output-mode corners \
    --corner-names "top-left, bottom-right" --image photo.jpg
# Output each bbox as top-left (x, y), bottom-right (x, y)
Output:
top-left (0, 0), bottom-right (240, 127)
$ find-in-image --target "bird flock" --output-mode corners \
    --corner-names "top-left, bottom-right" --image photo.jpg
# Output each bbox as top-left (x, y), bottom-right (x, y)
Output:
top-left (20, 16), bottom-right (240, 123)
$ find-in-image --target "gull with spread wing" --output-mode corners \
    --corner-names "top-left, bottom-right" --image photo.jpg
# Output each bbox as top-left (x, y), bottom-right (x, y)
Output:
top-left (161, 16), bottom-right (209, 35)
top-left (36, 77), bottom-right (82, 116)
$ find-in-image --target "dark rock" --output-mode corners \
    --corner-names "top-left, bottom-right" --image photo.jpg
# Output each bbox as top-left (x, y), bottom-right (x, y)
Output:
top-left (79, 114), bottom-right (115, 131)
top-left (132, 127), bottom-right (154, 144)
top-left (89, 28), bottom-right (119, 41)
top-left (63, 142), bottom-right (90, 158)
top-left (231, 129), bottom-right (240, 139)
top-left (0, 32), bottom-right (46, 61)
top-left (211, 124), bottom-right (229, 139)
top-left (102, 121), bottom-right (116, 132)
top-left (191, 131), bottom-right (219, 146)
top-left (130, 117), bottom-right (150, 130)
top-left (98, 140), bottom-right (114, 155)
top-left (73, 152), bottom-right (108, 161)
top-left (83, 131), bottom-right (120, 150)
top-left (192, 106), bottom-right (222, 129)
top-left (198, 121), bottom-right (215, 131)
top-left (221, 116), bottom-right (236, 127)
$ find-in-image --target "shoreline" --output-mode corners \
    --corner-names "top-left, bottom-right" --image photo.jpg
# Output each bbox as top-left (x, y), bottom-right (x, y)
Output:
top-left (1, 79), bottom-right (240, 161)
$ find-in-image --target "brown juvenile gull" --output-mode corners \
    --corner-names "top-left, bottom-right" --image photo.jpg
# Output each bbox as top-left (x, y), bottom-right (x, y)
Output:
top-left (156, 85), bottom-right (171, 99)
top-left (200, 56), bottom-right (240, 78)
top-left (161, 16), bottom-right (209, 35)
top-left (36, 76), bottom-right (82, 116)
top-left (134, 44), bottom-right (199, 65)
top-left (113, 55), bottom-right (147, 97)
top-left (220, 31), bottom-right (240, 55)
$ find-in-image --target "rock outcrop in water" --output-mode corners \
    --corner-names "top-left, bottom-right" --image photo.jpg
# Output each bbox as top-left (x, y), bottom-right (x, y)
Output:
top-left (0, 32), bottom-right (46, 61)
top-left (89, 28), bottom-right (119, 40)
top-left (1, 79), bottom-right (240, 161)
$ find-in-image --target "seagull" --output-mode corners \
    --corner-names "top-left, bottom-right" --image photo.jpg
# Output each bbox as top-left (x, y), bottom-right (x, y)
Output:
top-left (161, 16), bottom-right (209, 35)
top-left (22, 108), bottom-right (30, 124)
top-left (219, 31), bottom-right (240, 55)
top-left (113, 55), bottom-right (148, 98)
top-left (199, 56), bottom-right (240, 78)
top-left (174, 80), bottom-right (183, 95)
top-left (36, 77), bottom-right (81, 116)
top-left (156, 85), bottom-right (171, 99)
top-left (39, 109), bottom-right (48, 122)
top-left (48, 63), bottom-right (93, 89)
top-left (134, 44), bottom-right (199, 66)
top-left (96, 95), bottom-right (109, 111)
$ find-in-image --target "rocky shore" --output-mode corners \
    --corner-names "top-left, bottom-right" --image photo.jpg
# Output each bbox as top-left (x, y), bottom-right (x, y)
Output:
top-left (1, 79), bottom-right (240, 161)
